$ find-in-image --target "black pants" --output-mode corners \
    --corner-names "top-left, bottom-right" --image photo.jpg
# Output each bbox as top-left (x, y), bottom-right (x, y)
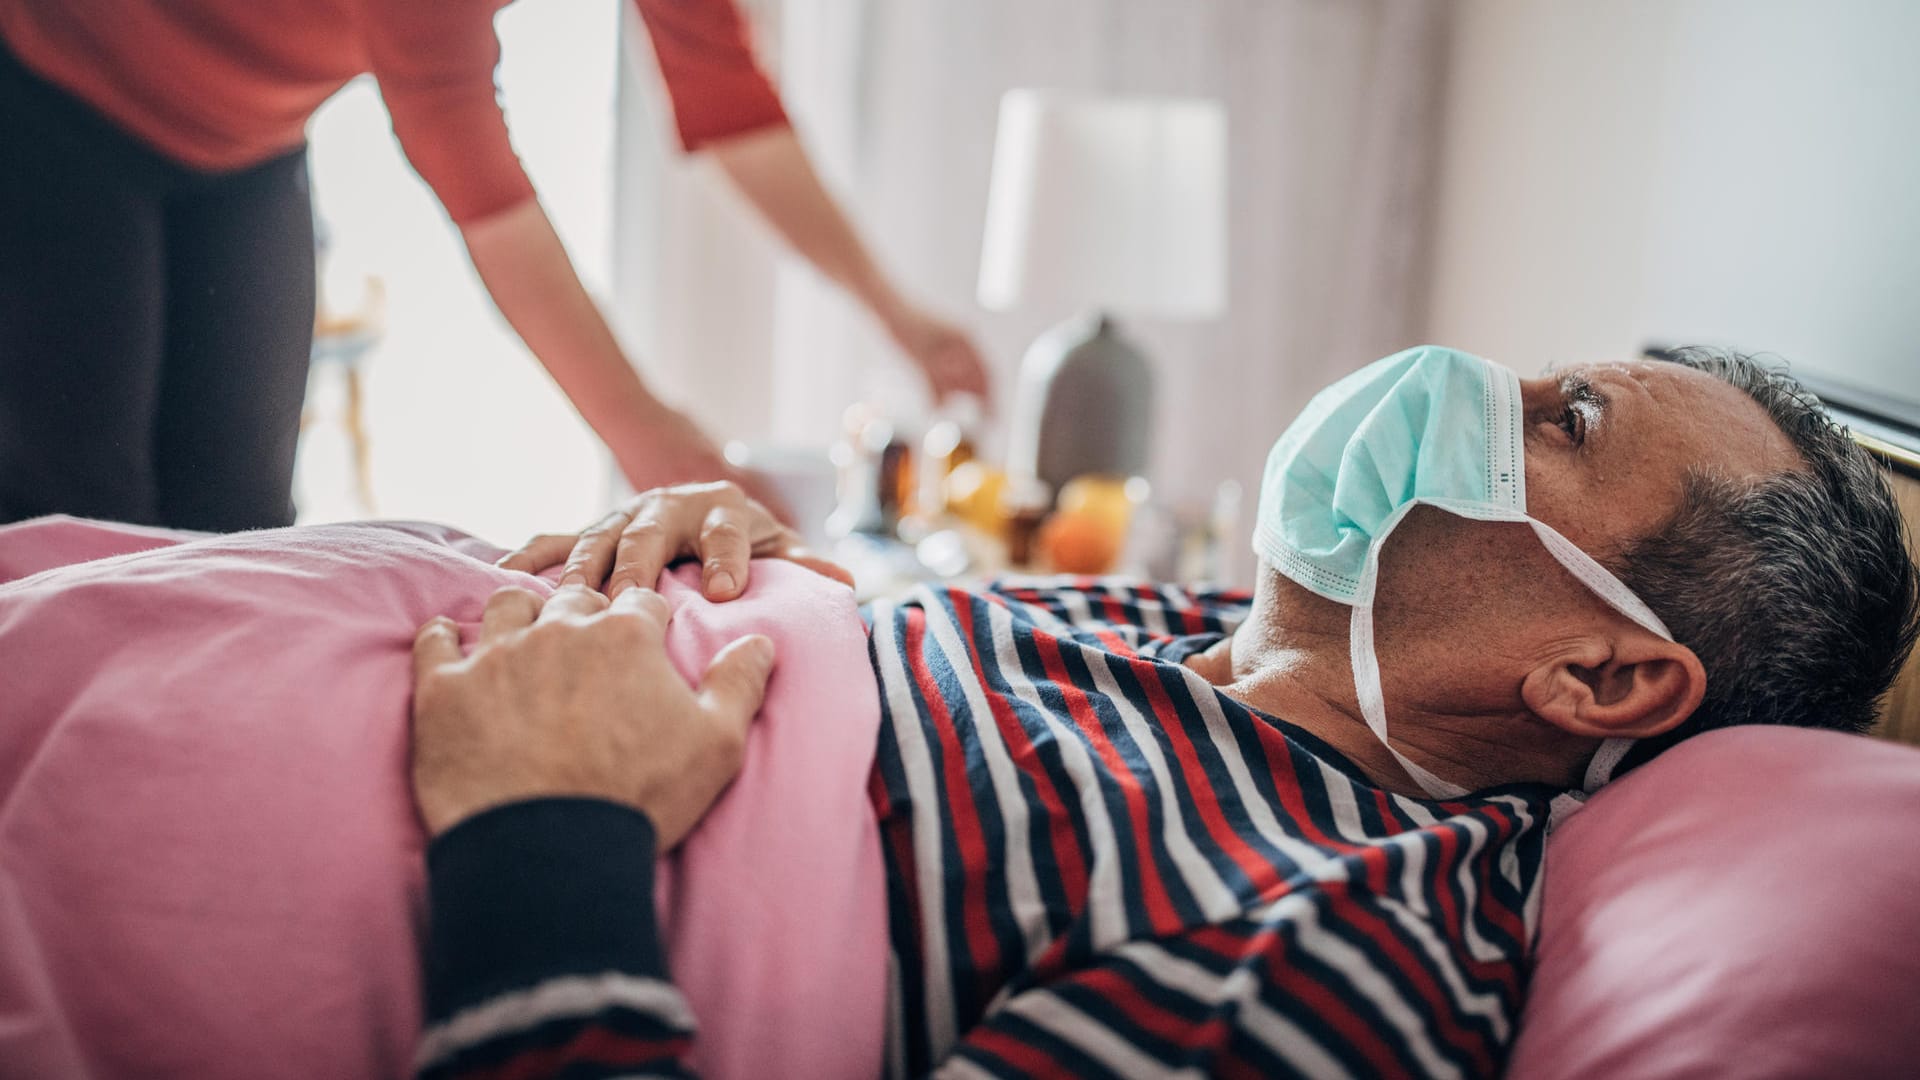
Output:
top-left (0, 40), bottom-right (314, 530)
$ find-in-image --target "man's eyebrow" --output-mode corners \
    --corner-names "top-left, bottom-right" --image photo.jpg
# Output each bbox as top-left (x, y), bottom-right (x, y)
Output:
top-left (1558, 370), bottom-right (1608, 408)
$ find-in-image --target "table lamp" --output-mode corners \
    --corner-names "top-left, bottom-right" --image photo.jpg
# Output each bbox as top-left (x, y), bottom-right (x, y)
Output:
top-left (979, 90), bottom-right (1228, 496)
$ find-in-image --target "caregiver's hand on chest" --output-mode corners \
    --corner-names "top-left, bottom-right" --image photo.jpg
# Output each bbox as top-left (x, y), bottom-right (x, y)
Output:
top-left (408, 583), bottom-right (776, 845)
top-left (497, 480), bottom-right (855, 602)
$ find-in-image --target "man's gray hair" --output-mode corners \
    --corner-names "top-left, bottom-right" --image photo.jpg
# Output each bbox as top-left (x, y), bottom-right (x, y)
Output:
top-left (1614, 347), bottom-right (1918, 760)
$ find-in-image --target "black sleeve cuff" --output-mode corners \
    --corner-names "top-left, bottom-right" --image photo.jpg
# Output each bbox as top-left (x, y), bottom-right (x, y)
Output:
top-left (423, 797), bottom-right (666, 1022)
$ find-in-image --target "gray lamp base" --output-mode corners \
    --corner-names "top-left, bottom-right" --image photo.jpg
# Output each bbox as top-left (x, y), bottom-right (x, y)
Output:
top-left (1005, 311), bottom-right (1155, 497)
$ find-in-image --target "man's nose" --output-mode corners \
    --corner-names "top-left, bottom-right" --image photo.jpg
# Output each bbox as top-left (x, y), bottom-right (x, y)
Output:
top-left (1517, 372), bottom-right (1565, 419)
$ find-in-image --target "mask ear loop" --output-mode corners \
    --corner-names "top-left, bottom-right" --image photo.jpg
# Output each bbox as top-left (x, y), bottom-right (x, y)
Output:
top-left (1524, 521), bottom-right (1673, 641)
top-left (1582, 737), bottom-right (1636, 791)
top-left (1349, 501), bottom-right (1674, 804)
top-left (1524, 518), bottom-right (1672, 799)
top-left (1348, 499), bottom-right (1474, 800)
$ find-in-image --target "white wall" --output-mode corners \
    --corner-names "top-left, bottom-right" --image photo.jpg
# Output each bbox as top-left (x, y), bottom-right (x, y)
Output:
top-left (1428, 0), bottom-right (1920, 401)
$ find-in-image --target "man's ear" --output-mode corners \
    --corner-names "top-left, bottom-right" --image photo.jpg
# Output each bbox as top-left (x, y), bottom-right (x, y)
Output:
top-left (1520, 628), bottom-right (1706, 739)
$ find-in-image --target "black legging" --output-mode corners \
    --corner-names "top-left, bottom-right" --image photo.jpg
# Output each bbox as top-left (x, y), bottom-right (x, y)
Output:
top-left (0, 39), bottom-right (315, 531)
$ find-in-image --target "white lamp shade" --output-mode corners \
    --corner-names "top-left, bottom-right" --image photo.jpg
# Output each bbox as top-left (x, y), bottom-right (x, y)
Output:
top-left (978, 90), bottom-right (1228, 320)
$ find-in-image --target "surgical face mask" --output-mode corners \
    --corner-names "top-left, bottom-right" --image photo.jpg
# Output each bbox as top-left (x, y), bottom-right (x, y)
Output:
top-left (1252, 345), bottom-right (1671, 804)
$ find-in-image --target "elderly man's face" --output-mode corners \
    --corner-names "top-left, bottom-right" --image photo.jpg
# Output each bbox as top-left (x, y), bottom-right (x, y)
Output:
top-left (1368, 360), bottom-right (1799, 701)
top-left (1232, 355), bottom-right (1811, 787)
top-left (1515, 360), bottom-right (1801, 561)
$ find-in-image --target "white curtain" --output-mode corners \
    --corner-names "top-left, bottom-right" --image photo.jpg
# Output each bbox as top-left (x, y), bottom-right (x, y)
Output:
top-left (613, 0), bottom-right (1450, 583)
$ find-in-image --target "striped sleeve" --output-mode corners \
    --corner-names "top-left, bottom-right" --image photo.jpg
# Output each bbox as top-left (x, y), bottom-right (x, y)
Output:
top-left (938, 899), bottom-right (1518, 1080)
top-left (414, 799), bottom-right (699, 1080)
top-left (932, 933), bottom-right (1327, 1079)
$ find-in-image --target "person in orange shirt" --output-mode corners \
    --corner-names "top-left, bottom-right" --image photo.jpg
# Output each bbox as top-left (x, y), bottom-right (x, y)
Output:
top-left (0, 0), bottom-right (988, 530)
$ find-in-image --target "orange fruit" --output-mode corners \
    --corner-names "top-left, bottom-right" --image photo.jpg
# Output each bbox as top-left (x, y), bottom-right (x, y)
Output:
top-left (1038, 509), bottom-right (1123, 574)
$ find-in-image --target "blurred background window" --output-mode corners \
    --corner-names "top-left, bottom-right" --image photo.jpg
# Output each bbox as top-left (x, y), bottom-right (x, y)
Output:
top-left (300, 0), bottom-right (620, 543)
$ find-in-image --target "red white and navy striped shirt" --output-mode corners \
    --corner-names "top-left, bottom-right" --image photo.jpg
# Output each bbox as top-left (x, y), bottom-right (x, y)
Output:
top-left (415, 577), bottom-right (1557, 1079)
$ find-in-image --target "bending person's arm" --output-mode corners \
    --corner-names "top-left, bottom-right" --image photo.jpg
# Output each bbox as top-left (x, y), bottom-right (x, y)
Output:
top-left (364, 3), bottom-right (782, 509)
top-left (408, 584), bottom-right (776, 1079)
top-left (704, 126), bottom-right (989, 404)
top-left (628, 0), bottom-right (989, 404)
top-left (460, 204), bottom-right (747, 496)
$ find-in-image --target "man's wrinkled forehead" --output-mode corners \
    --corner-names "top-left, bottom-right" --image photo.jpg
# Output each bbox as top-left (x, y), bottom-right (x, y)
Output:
top-left (1551, 358), bottom-right (1802, 477)
top-left (1510, 356), bottom-right (1803, 560)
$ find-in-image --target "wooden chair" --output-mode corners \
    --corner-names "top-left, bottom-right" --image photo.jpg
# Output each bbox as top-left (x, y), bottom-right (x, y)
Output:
top-left (304, 277), bottom-right (385, 515)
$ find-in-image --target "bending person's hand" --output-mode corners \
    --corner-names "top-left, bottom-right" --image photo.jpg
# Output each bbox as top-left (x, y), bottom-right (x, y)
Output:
top-left (497, 480), bottom-right (855, 602)
top-left (886, 305), bottom-right (992, 408)
top-left (410, 584), bottom-right (774, 846)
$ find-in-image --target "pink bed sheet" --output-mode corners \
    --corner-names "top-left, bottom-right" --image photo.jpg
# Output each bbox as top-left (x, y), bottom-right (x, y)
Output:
top-left (0, 515), bottom-right (888, 1080)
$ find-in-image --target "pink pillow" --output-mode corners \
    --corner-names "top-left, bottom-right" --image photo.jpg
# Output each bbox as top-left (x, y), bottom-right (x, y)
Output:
top-left (1510, 726), bottom-right (1920, 1079)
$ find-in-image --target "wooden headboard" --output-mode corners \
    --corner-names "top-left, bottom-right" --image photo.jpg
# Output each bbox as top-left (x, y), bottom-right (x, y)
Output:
top-left (1811, 372), bottom-right (1920, 745)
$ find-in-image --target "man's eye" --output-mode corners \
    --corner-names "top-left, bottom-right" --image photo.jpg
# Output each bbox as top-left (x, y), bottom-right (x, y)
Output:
top-left (1557, 405), bottom-right (1586, 447)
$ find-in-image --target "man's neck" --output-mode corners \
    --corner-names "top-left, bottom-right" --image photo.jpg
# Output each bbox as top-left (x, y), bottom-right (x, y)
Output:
top-left (1184, 577), bottom-right (1547, 796)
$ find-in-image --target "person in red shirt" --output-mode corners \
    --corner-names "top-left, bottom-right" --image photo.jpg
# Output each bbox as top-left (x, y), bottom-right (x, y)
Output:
top-left (0, 0), bottom-right (988, 530)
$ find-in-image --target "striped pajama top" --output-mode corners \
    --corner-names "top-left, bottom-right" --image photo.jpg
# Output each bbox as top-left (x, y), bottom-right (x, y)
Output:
top-left (414, 577), bottom-right (1556, 1080)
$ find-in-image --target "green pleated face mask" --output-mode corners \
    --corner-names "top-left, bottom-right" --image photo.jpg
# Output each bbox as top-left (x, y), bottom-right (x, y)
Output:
top-left (1253, 346), bottom-right (1672, 804)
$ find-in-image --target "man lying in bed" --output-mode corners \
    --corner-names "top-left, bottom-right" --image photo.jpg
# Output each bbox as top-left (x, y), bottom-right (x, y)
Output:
top-left (411, 345), bottom-right (1916, 1078)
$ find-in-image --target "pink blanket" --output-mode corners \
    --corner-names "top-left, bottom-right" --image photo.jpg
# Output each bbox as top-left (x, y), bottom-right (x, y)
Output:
top-left (0, 516), bottom-right (888, 1080)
